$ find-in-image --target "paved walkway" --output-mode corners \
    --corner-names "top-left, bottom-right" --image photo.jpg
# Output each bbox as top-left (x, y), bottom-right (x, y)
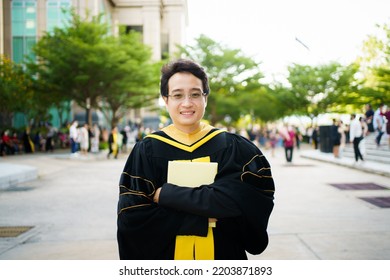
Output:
top-left (0, 145), bottom-right (389, 260)
top-left (300, 148), bottom-right (390, 178)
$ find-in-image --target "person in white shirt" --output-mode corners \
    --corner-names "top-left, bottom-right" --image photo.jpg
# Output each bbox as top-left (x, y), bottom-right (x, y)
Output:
top-left (69, 120), bottom-right (79, 154)
top-left (349, 114), bottom-right (364, 162)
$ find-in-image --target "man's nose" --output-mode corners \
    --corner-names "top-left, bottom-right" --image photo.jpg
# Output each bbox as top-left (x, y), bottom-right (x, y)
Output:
top-left (181, 96), bottom-right (193, 105)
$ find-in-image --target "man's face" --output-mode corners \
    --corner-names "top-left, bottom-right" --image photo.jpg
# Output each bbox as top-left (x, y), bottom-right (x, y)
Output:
top-left (163, 72), bottom-right (207, 133)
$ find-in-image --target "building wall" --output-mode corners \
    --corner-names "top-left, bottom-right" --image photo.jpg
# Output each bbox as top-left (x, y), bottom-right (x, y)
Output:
top-left (1, 0), bottom-right (188, 60)
top-left (0, 0), bottom-right (3, 55)
top-left (112, 0), bottom-right (187, 60)
top-left (2, 0), bottom-right (12, 57)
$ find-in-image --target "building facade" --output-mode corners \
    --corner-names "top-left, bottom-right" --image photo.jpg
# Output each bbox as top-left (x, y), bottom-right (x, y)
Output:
top-left (1, 0), bottom-right (188, 128)
top-left (1, 0), bottom-right (188, 60)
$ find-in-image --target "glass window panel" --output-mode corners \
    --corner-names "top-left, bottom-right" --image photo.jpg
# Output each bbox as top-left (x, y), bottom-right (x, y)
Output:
top-left (25, 20), bottom-right (36, 36)
top-left (12, 2), bottom-right (24, 7)
top-left (26, 6), bottom-right (36, 14)
top-left (12, 37), bottom-right (24, 63)
top-left (46, 0), bottom-right (72, 31)
top-left (26, 12), bottom-right (36, 20)
top-left (11, 8), bottom-right (24, 21)
top-left (12, 22), bottom-right (24, 36)
top-left (47, 21), bottom-right (56, 33)
top-left (47, 8), bottom-right (58, 19)
top-left (26, 37), bottom-right (37, 60)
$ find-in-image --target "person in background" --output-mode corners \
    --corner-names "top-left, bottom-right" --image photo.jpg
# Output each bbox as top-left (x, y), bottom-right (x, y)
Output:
top-left (281, 125), bottom-right (295, 163)
top-left (311, 126), bottom-right (319, 150)
top-left (331, 119), bottom-right (341, 158)
top-left (90, 124), bottom-right (100, 153)
top-left (1, 130), bottom-right (15, 155)
top-left (22, 127), bottom-right (35, 154)
top-left (10, 132), bottom-right (21, 154)
top-left (45, 123), bottom-right (56, 152)
top-left (120, 127), bottom-right (128, 153)
top-left (338, 120), bottom-right (346, 158)
top-left (364, 104), bottom-right (375, 134)
top-left (373, 103), bottom-right (385, 147)
top-left (294, 126), bottom-right (302, 150)
top-left (358, 116), bottom-right (369, 157)
top-left (69, 120), bottom-right (79, 154)
top-left (349, 114), bottom-right (364, 163)
top-left (79, 123), bottom-right (89, 155)
top-left (381, 105), bottom-right (390, 149)
top-left (107, 126), bottom-right (119, 159)
top-left (268, 128), bottom-right (278, 157)
top-left (117, 59), bottom-right (274, 260)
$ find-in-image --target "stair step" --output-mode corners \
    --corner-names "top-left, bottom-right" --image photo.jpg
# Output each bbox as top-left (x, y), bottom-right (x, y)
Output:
top-left (338, 131), bottom-right (389, 165)
top-left (341, 145), bottom-right (390, 164)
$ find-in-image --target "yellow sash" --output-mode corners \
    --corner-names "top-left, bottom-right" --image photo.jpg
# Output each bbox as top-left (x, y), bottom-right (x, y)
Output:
top-left (174, 156), bottom-right (215, 260)
top-left (174, 227), bottom-right (214, 260)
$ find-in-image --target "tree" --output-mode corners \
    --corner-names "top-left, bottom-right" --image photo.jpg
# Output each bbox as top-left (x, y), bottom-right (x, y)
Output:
top-left (356, 22), bottom-right (390, 106)
top-left (0, 55), bottom-right (33, 127)
top-left (177, 35), bottom-right (269, 125)
top-left (286, 62), bottom-right (361, 117)
top-left (97, 33), bottom-right (161, 128)
top-left (28, 9), bottom-right (158, 127)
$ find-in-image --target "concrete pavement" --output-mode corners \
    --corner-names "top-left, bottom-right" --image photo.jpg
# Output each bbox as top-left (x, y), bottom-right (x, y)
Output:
top-left (0, 145), bottom-right (389, 260)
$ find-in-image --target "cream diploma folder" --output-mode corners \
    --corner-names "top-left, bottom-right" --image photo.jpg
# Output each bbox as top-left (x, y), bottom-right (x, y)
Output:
top-left (167, 161), bottom-right (218, 188)
top-left (167, 161), bottom-right (218, 227)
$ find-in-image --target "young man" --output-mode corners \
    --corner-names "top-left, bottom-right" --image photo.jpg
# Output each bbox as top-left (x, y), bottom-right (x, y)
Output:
top-left (117, 59), bottom-right (275, 260)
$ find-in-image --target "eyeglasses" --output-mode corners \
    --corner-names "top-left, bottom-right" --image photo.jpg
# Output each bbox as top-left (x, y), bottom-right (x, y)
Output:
top-left (167, 91), bottom-right (207, 101)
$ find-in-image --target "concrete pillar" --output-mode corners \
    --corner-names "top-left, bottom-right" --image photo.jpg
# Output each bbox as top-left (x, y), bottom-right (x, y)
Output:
top-left (37, 0), bottom-right (46, 39)
top-left (162, 0), bottom-right (188, 56)
top-left (2, 0), bottom-right (11, 57)
top-left (142, 5), bottom-right (161, 60)
top-left (0, 0), bottom-right (3, 55)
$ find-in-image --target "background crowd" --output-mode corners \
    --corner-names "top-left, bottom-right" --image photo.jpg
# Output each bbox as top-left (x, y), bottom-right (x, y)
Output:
top-left (1, 103), bottom-right (389, 161)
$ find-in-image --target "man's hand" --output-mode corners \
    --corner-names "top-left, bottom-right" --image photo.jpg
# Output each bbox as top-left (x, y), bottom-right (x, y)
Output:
top-left (153, 187), bottom-right (161, 203)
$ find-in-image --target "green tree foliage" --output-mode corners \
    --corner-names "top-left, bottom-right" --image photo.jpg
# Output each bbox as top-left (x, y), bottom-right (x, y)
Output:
top-left (286, 62), bottom-right (361, 117)
top-left (0, 55), bottom-right (33, 127)
top-left (177, 35), bottom-right (280, 125)
top-left (97, 34), bottom-right (161, 128)
top-left (28, 9), bottom-right (158, 127)
top-left (356, 22), bottom-right (390, 106)
top-left (370, 23), bottom-right (390, 104)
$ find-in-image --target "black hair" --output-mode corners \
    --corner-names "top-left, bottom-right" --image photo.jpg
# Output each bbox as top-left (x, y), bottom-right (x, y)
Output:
top-left (160, 59), bottom-right (210, 97)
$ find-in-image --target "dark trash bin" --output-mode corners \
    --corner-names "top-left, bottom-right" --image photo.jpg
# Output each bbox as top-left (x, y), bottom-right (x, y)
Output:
top-left (319, 125), bottom-right (332, 153)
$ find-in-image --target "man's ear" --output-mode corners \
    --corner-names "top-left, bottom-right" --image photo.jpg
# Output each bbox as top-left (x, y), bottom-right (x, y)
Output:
top-left (162, 96), bottom-right (169, 106)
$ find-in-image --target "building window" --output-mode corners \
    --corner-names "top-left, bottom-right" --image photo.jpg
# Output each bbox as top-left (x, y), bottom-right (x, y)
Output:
top-left (119, 25), bottom-right (143, 41)
top-left (11, 0), bottom-right (37, 63)
top-left (46, 0), bottom-right (72, 33)
top-left (125, 25), bottom-right (143, 34)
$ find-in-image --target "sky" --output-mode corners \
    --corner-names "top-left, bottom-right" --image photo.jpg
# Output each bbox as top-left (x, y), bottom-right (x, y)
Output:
top-left (186, 0), bottom-right (390, 81)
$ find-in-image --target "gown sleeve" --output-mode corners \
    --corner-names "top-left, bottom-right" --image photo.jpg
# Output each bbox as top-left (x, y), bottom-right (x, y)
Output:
top-left (158, 134), bottom-right (275, 255)
top-left (117, 140), bottom-right (208, 260)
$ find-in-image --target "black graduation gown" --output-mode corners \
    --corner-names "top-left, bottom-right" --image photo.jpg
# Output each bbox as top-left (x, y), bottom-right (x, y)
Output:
top-left (117, 128), bottom-right (275, 260)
